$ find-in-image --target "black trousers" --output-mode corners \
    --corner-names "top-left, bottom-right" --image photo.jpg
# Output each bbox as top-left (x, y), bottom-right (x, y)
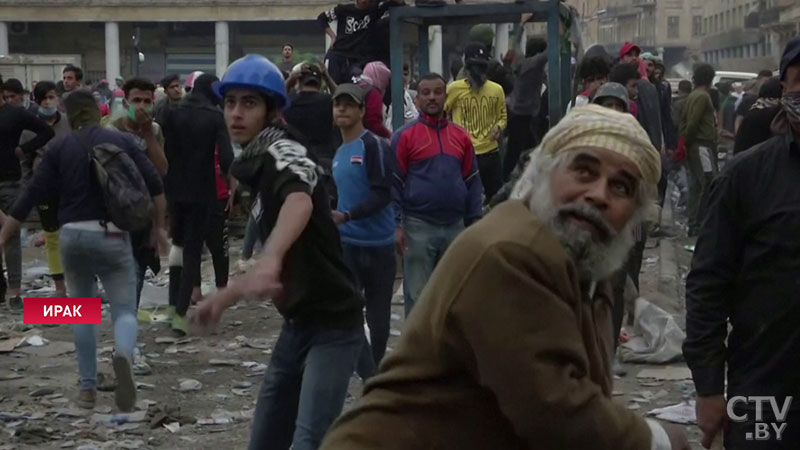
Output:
top-left (325, 52), bottom-right (362, 85)
top-left (201, 200), bottom-right (229, 289)
top-left (611, 225), bottom-right (647, 351)
top-left (170, 202), bottom-right (211, 316)
top-left (477, 150), bottom-right (503, 204)
top-left (504, 113), bottom-right (536, 181)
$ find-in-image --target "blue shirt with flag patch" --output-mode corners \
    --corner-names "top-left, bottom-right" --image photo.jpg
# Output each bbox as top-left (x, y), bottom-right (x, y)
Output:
top-left (332, 130), bottom-right (395, 246)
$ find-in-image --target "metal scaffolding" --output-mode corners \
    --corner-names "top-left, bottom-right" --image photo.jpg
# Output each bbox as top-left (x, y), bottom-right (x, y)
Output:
top-left (389, 0), bottom-right (574, 130)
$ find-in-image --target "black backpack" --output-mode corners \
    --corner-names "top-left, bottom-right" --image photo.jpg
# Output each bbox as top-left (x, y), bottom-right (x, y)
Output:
top-left (77, 130), bottom-right (153, 232)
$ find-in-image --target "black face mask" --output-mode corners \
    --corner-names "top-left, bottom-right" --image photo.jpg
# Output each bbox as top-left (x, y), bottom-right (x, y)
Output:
top-left (466, 62), bottom-right (489, 88)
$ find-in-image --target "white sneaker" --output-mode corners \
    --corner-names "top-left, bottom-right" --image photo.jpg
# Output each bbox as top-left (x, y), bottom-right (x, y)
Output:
top-left (238, 258), bottom-right (255, 272)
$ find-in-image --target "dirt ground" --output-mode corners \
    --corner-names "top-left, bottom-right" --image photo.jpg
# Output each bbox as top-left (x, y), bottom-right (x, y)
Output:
top-left (1, 221), bottom-right (705, 450)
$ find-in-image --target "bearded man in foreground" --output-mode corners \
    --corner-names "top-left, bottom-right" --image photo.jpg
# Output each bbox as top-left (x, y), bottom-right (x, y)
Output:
top-left (320, 105), bottom-right (689, 450)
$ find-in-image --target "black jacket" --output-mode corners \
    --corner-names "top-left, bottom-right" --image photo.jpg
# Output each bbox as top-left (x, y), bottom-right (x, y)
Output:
top-left (733, 105), bottom-right (780, 154)
top-left (161, 93), bottom-right (233, 203)
top-left (684, 132), bottom-right (800, 403)
top-left (231, 126), bottom-right (363, 329)
top-left (636, 79), bottom-right (663, 150)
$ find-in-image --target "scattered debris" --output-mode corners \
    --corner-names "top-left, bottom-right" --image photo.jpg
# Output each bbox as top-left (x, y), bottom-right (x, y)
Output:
top-left (637, 366), bottom-right (692, 381)
top-left (17, 340), bottom-right (75, 357)
top-left (24, 335), bottom-right (48, 346)
top-left (620, 298), bottom-right (685, 363)
top-left (647, 400), bottom-right (697, 424)
top-left (389, 329), bottom-right (401, 337)
top-left (135, 382), bottom-right (155, 390)
top-left (177, 379), bottom-right (202, 392)
top-left (164, 422), bottom-right (181, 433)
top-left (117, 439), bottom-right (145, 449)
top-left (154, 337), bottom-right (177, 344)
top-left (209, 359), bottom-right (240, 366)
top-left (242, 338), bottom-right (270, 350)
top-left (233, 381), bottom-right (252, 389)
top-left (627, 403), bottom-right (641, 410)
top-left (198, 409), bottom-right (236, 426)
top-left (90, 410), bottom-right (147, 425)
top-left (0, 372), bottom-right (24, 381)
top-left (30, 388), bottom-right (55, 397)
top-left (136, 399), bottom-right (158, 411)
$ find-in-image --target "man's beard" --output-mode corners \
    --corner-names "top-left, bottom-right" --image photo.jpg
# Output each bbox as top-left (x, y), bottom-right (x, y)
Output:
top-left (527, 178), bottom-right (637, 283)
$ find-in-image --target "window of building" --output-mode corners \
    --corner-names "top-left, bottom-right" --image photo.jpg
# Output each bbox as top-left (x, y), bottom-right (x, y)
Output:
top-left (668, 16), bottom-right (680, 39)
top-left (725, 10), bottom-right (730, 29)
top-left (693, 15), bottom-right (703, 36)
top-left (703, 17), bottom-right (708, 34)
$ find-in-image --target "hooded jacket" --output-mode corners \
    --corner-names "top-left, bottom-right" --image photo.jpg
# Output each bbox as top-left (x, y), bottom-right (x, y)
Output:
top-left (161, 92), bottom-right (233, 203)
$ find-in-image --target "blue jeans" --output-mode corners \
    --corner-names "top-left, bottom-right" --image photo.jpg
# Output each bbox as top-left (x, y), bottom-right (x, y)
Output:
top-left (241, 215), bottom-right (262, 260)
top-left (403, 216), bottom-right (464, 316)
top-left (60, 227), bottom-right (138, 391)
top-left (341, 243), bottom-right (396, 379)
top-left (248, 321), bottom-right (362, 450)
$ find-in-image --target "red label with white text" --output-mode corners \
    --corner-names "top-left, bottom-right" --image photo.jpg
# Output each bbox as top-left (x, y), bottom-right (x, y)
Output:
top-left (23, 298), bottom-right (102, 325)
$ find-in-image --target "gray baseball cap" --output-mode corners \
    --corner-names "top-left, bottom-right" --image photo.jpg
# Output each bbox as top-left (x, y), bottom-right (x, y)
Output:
top-left (333, 83), bottom-right (366, 105)
top-left (593, 82), bottom-right (629, 112)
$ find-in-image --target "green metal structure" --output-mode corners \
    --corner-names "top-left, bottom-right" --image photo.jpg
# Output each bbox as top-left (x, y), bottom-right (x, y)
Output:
top-left (389, 0), bottom-right (574, 130)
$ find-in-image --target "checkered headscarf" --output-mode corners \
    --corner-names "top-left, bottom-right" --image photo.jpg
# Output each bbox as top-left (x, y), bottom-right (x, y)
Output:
top-left (539, 104), bottom-right (661, 186)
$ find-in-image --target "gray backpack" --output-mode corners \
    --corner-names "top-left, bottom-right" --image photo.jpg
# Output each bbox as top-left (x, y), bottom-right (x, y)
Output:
top-left (78, 131), bottom-right (154, 232)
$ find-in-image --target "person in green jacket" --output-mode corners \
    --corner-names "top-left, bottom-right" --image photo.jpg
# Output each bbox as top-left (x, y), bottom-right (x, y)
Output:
top-left (680, 63), bottom-right (717, 236)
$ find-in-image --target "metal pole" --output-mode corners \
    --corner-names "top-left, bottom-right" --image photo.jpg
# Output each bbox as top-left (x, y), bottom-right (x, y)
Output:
top-left (546, 1), bottom-right (562, 125)
top-left (418, 23), bottom-right (430, 75)
top-left (390, 13), bottom-right (405, 131)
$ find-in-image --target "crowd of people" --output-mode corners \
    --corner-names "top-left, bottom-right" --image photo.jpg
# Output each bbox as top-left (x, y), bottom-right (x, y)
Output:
top-left (1, 0), bottom-right (800, 447)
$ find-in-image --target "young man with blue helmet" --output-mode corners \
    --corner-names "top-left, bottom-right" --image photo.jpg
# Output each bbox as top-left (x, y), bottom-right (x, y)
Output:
top-left (193, 54), bottom-right (364, 450)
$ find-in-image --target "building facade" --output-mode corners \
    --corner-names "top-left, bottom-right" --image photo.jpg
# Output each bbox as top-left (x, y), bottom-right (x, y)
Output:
top-left (568, 0), bottom-right (703, 71)
top-left (0, 0), bottom-right (343, 84)
top-left (697, 0), bottom-right (799, 72)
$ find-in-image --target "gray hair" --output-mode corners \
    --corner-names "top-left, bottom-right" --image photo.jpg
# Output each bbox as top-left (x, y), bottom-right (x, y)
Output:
top-left (511, 147), bottom-right (656, 282)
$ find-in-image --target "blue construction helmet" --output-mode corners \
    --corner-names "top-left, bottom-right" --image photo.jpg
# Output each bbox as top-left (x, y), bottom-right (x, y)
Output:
top-left (213, 54), bottom-right (289, 109)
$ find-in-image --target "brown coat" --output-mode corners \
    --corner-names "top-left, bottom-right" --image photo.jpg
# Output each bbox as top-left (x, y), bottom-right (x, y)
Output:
top-left (321, 201), bottom-right (653, 450)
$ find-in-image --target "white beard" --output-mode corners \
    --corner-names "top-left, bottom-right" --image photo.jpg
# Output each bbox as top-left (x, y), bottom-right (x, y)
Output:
top-left (527, 177), bottom-right (638, 283)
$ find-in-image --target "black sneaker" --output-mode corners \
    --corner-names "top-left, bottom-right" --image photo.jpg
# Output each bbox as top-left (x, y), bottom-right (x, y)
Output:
top-left (113, 355), bottom-right (137, 412)
top-left (9, 296), bottom-right (23, 310)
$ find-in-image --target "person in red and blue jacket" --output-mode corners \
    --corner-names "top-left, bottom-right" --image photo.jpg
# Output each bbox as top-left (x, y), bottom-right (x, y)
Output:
top-left (392, 72), bottom-right (483, 316)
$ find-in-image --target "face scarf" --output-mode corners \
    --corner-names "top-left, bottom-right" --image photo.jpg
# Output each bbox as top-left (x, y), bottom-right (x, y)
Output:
top-left (771, 92), bottom-right (800, 137)
top-left (465, 61), bottom-right (489, 90)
